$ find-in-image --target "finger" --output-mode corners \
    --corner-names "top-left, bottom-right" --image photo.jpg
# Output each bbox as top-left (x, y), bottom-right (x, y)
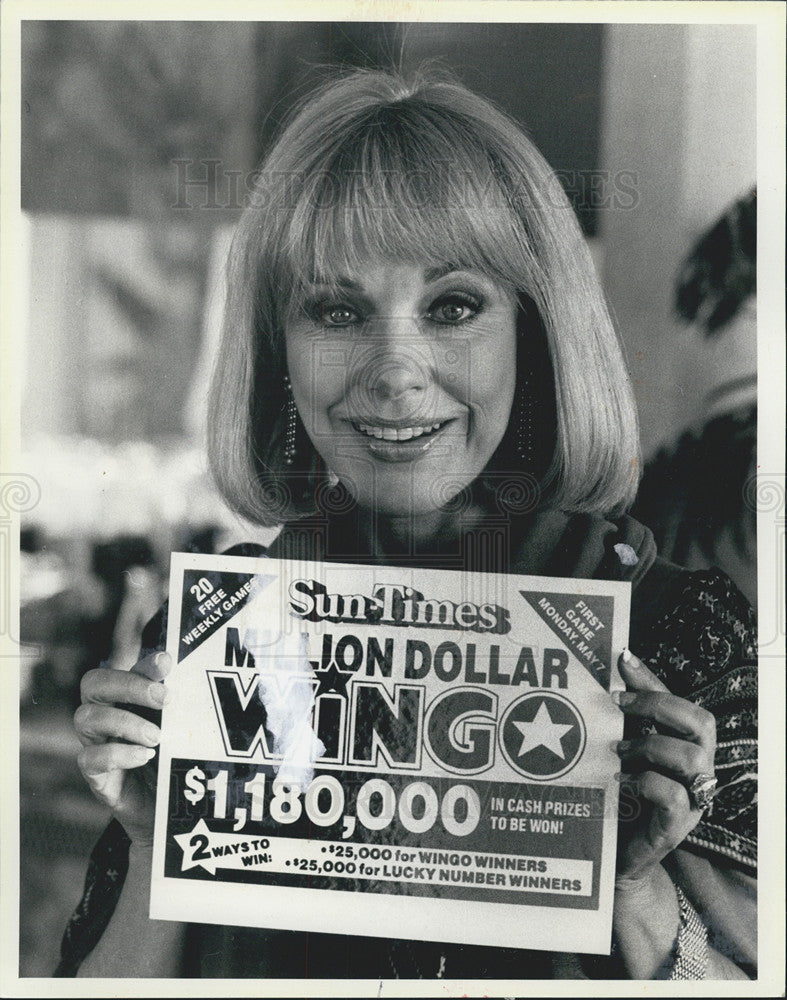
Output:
top-left (616, 734), bottom-right (712, 781)
top-left (75, 703), bottom-right (162, 748)
top-left (620, 770), bottom-right (700, 830)
top-left (77, 742), bottom-right (156, 779)
top-left (131, 650), bottom-right (172, 683)
top-left (613, 690), bottom-right (716, 747)
top-left (80, 666), bottom-right (170, 711)
top-left (618, 649), bottom-right (669, 693)
top-left (616, 770), bottom-right (701, 878)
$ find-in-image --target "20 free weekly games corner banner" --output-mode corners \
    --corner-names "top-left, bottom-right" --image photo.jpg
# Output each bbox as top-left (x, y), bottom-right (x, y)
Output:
top-left (150, 553), bottom-right (630, 954)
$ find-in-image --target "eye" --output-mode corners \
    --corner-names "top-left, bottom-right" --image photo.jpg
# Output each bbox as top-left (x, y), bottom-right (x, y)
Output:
top-left (303, 298), bottom-right (360, 328)
top-left (428, 293), bottom-right (482, 325)
top-left (322, 303), bottom-right (358, 327)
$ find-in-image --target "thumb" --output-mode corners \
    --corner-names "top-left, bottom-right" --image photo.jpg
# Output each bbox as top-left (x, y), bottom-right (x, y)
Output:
top-left (618, 648), bottom-right (670, 693)
top-left (131, 650), bottom-right (172, 683)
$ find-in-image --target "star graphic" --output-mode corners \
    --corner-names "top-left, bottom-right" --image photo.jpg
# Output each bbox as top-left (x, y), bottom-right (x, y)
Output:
top-left (512, 700), bottom-right (575, 759)
top-left (314, 661), bottom-right (353, 698)
top-left (174, 819), bottom-right (217, 874)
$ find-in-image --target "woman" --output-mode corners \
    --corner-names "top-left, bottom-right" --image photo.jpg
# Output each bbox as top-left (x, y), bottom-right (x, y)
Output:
top-left (63, 69), bottom-right (756, 980)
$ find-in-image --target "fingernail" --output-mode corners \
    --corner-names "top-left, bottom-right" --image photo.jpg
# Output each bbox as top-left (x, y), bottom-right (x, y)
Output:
top-left (612, 691), bottom-right (636, 706)
top-left (617, 740), bottom-right (632, 752)
top-left (134, 747), bottom-right (156, 762)
top-left (154, 651), bottom-right (171, 669)
top-left (143, 724), bottom-right (161, 745)
top-left (149, 683), bottom-right (169, 706)
top-left (613, 771), bottom-right (625, 782)
top-left (620, 648), bottom-right (634, 665)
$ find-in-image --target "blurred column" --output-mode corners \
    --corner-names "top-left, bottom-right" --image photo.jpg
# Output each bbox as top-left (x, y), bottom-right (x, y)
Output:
top-left (599, 24), bottom-right (756, 457)
top-left (24, 218), bottom-right (85, 438)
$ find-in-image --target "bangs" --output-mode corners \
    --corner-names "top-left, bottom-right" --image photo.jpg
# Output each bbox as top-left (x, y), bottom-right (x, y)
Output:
top-left (278, 103), bottom-right (540, 309)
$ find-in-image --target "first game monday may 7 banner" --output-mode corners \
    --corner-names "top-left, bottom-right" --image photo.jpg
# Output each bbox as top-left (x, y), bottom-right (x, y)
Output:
top-left (150, 552), bottom-right (631, 954)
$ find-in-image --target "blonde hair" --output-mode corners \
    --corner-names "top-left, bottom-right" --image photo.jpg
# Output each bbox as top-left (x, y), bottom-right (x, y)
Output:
top-left (208, 68), bottom-right (640, 525)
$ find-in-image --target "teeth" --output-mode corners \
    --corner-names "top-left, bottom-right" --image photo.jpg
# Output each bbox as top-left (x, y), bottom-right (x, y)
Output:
top-left (354, 421), bottom-right (446, 441)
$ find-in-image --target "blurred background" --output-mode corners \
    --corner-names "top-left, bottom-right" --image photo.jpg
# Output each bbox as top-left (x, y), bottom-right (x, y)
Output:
top-left (17, 21), bottom-right (756, 975)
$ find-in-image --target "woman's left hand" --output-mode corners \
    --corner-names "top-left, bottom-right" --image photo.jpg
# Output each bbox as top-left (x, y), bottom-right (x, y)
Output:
top-left (613, 650), bottom-right (716, 889)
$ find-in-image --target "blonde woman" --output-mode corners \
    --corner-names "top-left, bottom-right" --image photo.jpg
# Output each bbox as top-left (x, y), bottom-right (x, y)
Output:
top-left (65, 70), bottom-right (756, 980)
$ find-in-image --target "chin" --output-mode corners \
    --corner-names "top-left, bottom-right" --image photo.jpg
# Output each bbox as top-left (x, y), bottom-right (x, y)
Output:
top-left (326, 451), bottom-right (485, 516)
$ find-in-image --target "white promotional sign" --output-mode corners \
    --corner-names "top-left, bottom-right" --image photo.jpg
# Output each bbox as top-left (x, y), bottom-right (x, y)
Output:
top-left (151, 552), bottom-right (630, 954)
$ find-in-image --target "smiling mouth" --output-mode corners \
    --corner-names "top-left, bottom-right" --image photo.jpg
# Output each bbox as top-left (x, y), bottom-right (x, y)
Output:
top-left (351, 420), bottom-right (450, 442)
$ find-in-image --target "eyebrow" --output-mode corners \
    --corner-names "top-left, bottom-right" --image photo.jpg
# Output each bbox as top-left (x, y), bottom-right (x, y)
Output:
top-left (306, 275), bottom-right (361, 291)
top-left (424, 263), bottom-right (460, 283)
top-left (308, 264), bottom-right (462, 290)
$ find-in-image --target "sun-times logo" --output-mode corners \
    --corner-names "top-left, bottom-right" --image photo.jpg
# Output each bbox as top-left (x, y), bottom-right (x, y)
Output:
top-left (288, 579), bottom-right (511, 635)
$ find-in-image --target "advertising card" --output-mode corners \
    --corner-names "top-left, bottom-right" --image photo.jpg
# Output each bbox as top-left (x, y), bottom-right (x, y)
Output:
top-left (150, 552), bottom-right (630, 954)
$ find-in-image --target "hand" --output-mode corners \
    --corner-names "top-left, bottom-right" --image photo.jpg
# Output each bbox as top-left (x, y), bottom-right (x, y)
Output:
top-left (613, 649), bottom-right (716, 891)
top-left (75, 651), bottom-right (172, 848)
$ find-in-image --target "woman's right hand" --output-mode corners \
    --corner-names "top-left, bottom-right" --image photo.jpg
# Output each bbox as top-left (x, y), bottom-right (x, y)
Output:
top-left (75, 651), bottom-right (171, 848)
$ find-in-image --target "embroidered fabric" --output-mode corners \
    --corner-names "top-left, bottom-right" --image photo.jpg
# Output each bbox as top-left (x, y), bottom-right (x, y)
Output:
top-left (634, 569), bottom-right (757, 871)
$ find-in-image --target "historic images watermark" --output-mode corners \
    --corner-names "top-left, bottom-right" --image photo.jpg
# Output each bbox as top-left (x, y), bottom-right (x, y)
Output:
top-left (1, 474), bottom-right (41, 656)
top-left (744, 472), bottom-right (786, 657)
top-left (171, 158), bottom-right (640, 215)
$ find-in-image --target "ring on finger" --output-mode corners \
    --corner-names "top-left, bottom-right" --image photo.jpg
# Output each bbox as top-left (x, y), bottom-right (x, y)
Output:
top-left (687, 772), bottom-right (718, 813)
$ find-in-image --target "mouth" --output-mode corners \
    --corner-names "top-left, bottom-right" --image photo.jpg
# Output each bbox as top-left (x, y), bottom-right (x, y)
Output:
top-left (351, 420), bottom-right (449, 442)
top-left (347, 418), bottom-right (456, 462)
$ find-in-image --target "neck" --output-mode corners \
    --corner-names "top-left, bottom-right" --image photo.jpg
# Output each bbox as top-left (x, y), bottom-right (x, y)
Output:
top-left (358, 503), bottom-right (488, 555)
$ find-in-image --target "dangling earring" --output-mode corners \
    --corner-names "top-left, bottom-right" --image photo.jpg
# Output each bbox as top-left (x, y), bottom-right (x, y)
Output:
top-left (283, 374), bottom-right (297, 466)
top-left (515, 371), bottom-right (536, 466)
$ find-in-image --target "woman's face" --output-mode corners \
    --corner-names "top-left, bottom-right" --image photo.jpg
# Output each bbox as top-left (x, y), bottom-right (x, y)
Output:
top-left (284, 261), bottom-right (518, 517)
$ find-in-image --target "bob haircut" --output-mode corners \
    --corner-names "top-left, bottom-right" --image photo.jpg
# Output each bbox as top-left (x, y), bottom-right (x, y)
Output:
top-left (208, 68), bottom-right (640, 526)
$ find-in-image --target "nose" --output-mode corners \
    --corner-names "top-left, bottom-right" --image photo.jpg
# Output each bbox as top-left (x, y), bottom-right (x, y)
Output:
top-left (371, 357), bottom-right (425, 401)
top-left (361, 316), bottom-right (431, 408)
